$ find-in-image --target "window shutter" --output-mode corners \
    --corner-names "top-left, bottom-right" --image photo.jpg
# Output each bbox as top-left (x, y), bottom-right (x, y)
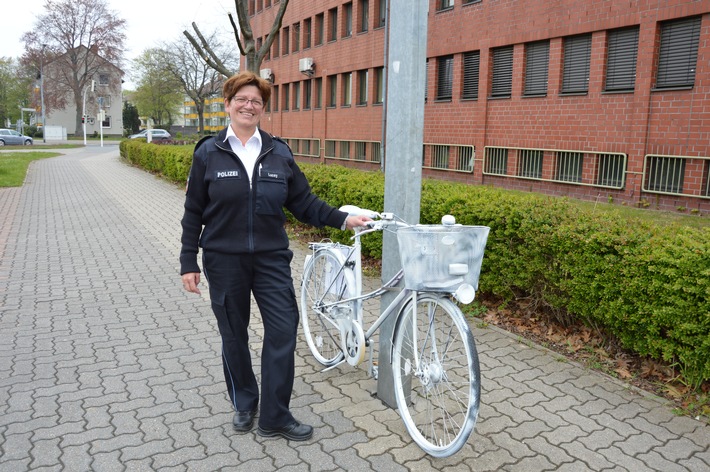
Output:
top-left (436, 56), bottom-right (453, 100)
top-left (657, 16), bottom-right (701, 88)
top-left (562, 34), bottom-right (591, 93)
top-left (491, 46), bottom-right (513, 98)
top-left (605, 27), bottom-right (639, 91)
top-left (524, 41), bottom-right (549, 96)
top-left (462, 51), bottom-right (480, 100)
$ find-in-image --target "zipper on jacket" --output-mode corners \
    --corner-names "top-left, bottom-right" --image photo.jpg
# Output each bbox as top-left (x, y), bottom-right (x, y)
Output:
top-left (246, 146), bottom-right (274, 253)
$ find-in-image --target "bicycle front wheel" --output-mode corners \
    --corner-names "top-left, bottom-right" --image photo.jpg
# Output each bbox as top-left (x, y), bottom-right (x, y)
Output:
top-left (392, 294), bottom-right (481, 458)
top-left (300, 248), bottom-right (356, 367)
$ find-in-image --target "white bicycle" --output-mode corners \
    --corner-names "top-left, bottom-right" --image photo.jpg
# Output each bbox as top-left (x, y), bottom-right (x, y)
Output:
top-left (300, 206), bottom-right (490, 457)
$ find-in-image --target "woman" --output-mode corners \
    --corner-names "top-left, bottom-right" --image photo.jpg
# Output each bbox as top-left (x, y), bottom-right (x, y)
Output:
top-left (179, 71), bottom-right (370, 441)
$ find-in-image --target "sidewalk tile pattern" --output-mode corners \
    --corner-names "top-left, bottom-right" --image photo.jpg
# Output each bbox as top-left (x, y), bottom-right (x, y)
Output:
top-left (0, 146), bottom-right (707, 471)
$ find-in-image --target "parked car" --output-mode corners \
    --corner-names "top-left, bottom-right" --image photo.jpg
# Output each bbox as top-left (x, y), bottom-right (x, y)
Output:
top-left (128, 129), bottom-right (171, 142)
top-left (0, 128), bottom-right (33, 146)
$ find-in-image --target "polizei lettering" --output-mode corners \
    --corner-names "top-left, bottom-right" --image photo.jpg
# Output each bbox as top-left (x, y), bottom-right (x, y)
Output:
top-left (216, 170), bottom-right (239, 179)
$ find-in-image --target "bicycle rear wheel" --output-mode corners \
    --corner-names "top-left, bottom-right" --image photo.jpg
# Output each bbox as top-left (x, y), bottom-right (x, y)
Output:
top-left (392, 294), bottom-right (480, 458)
top-left (300, 248), bottom-right (356, 367)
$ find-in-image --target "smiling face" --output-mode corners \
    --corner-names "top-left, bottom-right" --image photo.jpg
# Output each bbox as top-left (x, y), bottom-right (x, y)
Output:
top-left (225, 85), bottom-right (265, 135)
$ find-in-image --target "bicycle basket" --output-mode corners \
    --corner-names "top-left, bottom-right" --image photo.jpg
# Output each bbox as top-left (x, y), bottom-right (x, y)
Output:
top-left (396, 225), bottom-right (490, 292)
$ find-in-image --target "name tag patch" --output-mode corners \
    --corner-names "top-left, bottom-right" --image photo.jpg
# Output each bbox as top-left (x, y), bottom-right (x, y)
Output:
top-left (215, 170), bottom-right (240, 179)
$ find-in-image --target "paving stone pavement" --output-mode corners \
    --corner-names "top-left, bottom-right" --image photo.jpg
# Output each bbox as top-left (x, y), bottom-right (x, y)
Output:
top-left (0, 145), bottom-right (707, 472)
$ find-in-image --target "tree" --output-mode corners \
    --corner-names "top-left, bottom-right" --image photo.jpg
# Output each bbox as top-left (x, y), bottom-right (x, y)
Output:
top-left (158, 33), bottom-right (236, 133)
top-left (184, 0), bottom-right (290, 75)
top-left (122, 101), bottom-right (140, 136)
top-left (21, 0), bottom-right (126, 134)
top-left (0, 58), bottom-right (33, 128)
top-left (131, 49), bottom-right (184, 129)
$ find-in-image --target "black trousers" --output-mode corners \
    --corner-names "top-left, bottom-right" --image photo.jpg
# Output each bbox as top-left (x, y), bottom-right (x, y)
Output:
top-left (202, 249), bottom-right (299, 429)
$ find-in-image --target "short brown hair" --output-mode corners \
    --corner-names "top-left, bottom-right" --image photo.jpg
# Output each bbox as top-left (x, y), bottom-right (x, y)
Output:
top-left (222, 71), bottom-right (271, 105)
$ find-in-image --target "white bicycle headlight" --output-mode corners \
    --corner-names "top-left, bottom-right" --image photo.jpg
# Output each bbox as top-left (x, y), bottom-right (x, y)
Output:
top-left (454, 283), bottom-right (476, 304)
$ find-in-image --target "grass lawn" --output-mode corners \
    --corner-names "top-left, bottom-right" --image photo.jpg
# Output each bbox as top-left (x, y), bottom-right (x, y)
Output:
top-left (0, 151), bottom-right (62, 187)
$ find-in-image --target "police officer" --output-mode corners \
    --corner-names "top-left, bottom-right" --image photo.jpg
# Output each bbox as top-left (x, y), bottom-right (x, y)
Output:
top-left (179, 71), bottom-right (370, 441)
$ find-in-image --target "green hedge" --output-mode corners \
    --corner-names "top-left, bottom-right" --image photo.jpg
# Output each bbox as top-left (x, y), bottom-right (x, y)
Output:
top-left (121, 142), bottom-right (710, 386)
top-left (298, 164), bottom-right (710, 387)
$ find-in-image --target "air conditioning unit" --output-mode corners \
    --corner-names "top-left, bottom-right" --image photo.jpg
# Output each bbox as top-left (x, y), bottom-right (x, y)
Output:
top-left (259, 68), bottom-right (272, 80)
top-left (298, 58), bottom-right (314, 73)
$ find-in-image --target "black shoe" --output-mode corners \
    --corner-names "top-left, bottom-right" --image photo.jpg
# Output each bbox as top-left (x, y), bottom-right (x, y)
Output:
top-left (232, 409), bottom-right (257, 432)
top-left (257, 421), bottom-right (314, 441)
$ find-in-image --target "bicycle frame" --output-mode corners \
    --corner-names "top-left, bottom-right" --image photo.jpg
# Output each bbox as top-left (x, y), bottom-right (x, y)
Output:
top-left (307, 221), bottom-right (420, 376)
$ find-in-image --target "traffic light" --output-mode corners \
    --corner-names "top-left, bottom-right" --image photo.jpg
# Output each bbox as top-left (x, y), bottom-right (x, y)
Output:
top-left (82, 116), bottom-right (85, 124)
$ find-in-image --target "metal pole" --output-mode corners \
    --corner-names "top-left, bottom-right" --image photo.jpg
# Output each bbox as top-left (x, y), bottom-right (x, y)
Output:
top-left (377, 0), bottom-right (428, 408)
top-left (40, 46), bottom-right (46, 143)
top-left (82, 87), bottom-right (88, 145)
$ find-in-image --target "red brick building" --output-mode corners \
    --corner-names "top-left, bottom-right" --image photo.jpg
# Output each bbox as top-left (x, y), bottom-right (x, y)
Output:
top-left (247, 0), bottom-right (710, 212)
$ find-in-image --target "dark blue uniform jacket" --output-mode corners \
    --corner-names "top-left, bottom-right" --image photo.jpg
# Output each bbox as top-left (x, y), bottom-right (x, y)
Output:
top-left (179, 128), bottom-right (347, 275)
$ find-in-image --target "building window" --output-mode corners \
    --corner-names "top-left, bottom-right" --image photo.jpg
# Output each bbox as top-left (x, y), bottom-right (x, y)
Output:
top-left (293, 81), bottom-right (300, 110)
top-left (342, 72), bottom-right (352, 106)
top-left (329, 8), bottom-right (338, 41)
top-left (436, 55), bottom-right (453, 100)
top-left (376, 0), bottom-right (386, 28)
top-left (556, 151), bottom-right (583, 183)
top-left (518, 149), bottom-right (543, 179)
top-left (491, 46), bottom-right (513, 98)
top-left (462, 51), bottom-right (480, 100)
top-left (315, 77), bottom-right (323, 108)
top-left (283, 83), bottom-right (290, 111)
top-left (424, 59), bottom-right (429, 101)
top-left (359, 0), bottom-right (369, 33)
top-left (597, 153), bottom-right (626, 188)
top-left (343, 2), bottom-right (353, 38)
top-left (101, 115), bottom-right (111, 128)
top-left (315, 13), bottom-right (324, 46)
top-left (463, 0), bottom-right (482, 4)
top-left (302, 79), bottom-right (312, 110)
top-left (293, 23), bottom-right (300, 53)
top-left (645, 156), bottom-right (685, 193)
top-left (272, 85), bottom-right (279, 112)
top-left (357, 70), bottom-right (368, 105)
top-left (303, 18), bottom-right (312, 49)
top-left (605, 27), bottom-right (639, 92)
top-left (656, 16), bottom-right (701, 89)
top-left (328, 75), bottom-right (337, 107)
top-left (99, 73), bottom-right (109, 86)
top-left (263, 36), bottom-right (270, 60)
top-left (562, 34), bottom-right (591, 94)
top-left (524, 41), bottom-right (549, 96)
top-left (282, 26), bottom-right (290, 55)
top-left (340, 141), bottom-right (351, 159)
top-left (485, 147), bottom-right (509, 175)
top-left (437, 0), bottom-right (454, 11)
top-left (272, 31), bottom-right (280, 58)
top-left (374, 67), bottom-right (384, 104)
top-left (97, 95), bottom-right (111, 108)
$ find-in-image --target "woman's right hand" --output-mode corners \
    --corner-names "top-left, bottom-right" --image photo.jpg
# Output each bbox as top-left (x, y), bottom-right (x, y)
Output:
top-left (182, 272), bottom-right (201, 295)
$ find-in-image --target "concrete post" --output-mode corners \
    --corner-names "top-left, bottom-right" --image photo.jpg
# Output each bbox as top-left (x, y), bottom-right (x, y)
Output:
top-left (377, 0), bottom-right (428, 408)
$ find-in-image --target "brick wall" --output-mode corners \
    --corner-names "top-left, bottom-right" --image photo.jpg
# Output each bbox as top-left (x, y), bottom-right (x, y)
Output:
top-left (246, 0), bottom-right (710, 212)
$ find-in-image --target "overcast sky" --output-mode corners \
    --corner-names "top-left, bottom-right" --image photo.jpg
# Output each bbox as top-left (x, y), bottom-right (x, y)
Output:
top-left (0, 0), bottom-right (236, 89)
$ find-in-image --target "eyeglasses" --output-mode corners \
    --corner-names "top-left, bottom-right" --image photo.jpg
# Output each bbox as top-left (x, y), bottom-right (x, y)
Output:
top-left (232, 96), bottom-right (264, 108)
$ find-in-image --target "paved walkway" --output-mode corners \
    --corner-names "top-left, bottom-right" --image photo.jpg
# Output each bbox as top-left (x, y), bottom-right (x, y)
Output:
top-left (0, 145), bottom-right (707, 471)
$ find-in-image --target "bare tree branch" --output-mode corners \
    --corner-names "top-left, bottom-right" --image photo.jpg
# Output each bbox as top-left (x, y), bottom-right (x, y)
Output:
top-left (183, 23), bottom-right (234, 77)
top-left (184, 0), bottom-right (290, 74)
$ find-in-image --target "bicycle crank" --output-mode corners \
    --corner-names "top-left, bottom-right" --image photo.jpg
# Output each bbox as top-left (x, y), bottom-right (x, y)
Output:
top-left (342, 319), bottom-right (366, 366)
